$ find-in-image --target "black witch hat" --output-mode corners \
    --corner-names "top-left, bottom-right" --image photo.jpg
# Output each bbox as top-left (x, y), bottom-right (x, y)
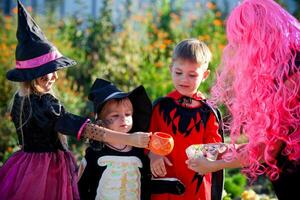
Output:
top-left (6, 0), bottom-right (76, 82)
top-left (88, 78), bottom-right (152, 132)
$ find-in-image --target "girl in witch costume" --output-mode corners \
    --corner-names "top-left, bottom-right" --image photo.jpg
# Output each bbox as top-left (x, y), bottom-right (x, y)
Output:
top-left (0, 1), bottom-right (150, 200)
top-left (78, 78), bottom-right (153, 200)
top-left (186, 0), bottom-right (300, 200)
top-left (149, 39), bottom-right (224, 200)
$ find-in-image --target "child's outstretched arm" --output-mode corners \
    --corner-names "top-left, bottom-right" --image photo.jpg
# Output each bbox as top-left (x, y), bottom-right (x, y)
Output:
top-left (83, 123), bottom-right (151, 148)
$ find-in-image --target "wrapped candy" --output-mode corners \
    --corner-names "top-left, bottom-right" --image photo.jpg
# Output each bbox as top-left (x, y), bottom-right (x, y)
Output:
top-left (186, 143), bottom-right (228, 161)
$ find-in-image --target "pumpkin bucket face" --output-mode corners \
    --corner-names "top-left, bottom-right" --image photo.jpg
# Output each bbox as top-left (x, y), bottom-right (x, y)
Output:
top-left (148, 132), bottom-right (174, 156)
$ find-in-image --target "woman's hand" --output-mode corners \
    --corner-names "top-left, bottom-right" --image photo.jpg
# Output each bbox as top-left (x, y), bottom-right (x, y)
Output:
top-left (128, 132), bottom-right (151, 148)
top-left (149, 152), bottom-right (173, 177)
top-left (186, 156), bottom-right (218, 175)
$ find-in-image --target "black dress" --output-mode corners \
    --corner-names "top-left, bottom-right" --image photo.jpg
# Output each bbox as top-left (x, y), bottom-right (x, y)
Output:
top-left (0, 93), bottom-right (88, 200)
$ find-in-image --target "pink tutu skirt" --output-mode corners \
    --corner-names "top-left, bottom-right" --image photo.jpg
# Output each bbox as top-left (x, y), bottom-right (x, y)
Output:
top-left (0, 150), bottom-right (79, 200)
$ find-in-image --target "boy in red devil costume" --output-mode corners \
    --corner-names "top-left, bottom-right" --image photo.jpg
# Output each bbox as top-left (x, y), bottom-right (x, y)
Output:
top-left (149, 39), bottom-right (224, 200)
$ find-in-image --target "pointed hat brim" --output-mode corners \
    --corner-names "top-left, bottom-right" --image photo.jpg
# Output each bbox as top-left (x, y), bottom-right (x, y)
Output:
top-left (6, 56), bottom-right (76, 82)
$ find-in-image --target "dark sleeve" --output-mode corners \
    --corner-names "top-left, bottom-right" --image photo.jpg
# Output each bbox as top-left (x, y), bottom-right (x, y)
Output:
top-left (54, 110), bottom-right (88, 137)
top-left (41, 94), bottom-right (89, 137)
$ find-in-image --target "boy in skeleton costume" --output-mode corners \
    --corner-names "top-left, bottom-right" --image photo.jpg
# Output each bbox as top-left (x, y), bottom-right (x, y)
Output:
top-left (78, 79), bottom-right (152, 200)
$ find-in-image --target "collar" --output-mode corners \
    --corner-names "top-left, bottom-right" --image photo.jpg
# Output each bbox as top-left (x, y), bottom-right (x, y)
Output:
top-left (167, 90), bottom-right (205, 101)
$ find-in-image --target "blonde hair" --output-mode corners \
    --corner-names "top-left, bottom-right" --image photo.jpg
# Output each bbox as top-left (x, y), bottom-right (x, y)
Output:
top-left (15, 79), bottom-right (67, 149)
top-left (171, 38), bottom-right (212, 67)
top-left (18, 80), bottom-right (47, 96)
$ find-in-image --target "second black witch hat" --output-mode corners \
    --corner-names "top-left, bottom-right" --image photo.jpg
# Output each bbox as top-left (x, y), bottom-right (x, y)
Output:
top-left (88, 78), bottom-right (152, 132)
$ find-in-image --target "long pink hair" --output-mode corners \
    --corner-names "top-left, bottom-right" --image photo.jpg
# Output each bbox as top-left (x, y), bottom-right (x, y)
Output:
top-left (211, 0), bottom-right (300, 180)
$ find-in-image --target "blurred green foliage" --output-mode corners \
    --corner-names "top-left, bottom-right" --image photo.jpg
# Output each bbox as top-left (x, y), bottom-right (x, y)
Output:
top-left (56, 0), bottom-right (226, 100)
top-left (224, 169), bottom-right (248, 198)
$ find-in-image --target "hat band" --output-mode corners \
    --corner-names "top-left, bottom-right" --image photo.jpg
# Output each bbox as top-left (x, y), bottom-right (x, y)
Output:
top-left (104, 92), bottom-right (124, 101)
top-left (16, 50), bottom-right (62, 69)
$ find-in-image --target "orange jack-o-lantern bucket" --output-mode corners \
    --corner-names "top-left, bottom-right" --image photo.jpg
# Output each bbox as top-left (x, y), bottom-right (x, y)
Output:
top-left (148, 132), bottom-right (174, 156)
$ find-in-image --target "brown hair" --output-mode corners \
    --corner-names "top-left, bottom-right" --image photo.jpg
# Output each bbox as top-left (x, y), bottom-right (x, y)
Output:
top-left (171, 38), bottom-right (212, 67)
top-left (97, 98), bottom-right (133, 125)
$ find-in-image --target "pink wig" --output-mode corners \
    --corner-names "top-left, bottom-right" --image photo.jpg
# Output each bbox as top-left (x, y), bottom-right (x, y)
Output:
top-left (212, 0), bottom-right (300, 180)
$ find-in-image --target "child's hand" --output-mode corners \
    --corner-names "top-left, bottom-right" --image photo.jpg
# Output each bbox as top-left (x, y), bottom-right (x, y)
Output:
top-left (129, 132), bottom-right (151, 148)
top-left (186, 157), bottom-right (216, 175)
top-left (149, 152), bottom-right (173, 177)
